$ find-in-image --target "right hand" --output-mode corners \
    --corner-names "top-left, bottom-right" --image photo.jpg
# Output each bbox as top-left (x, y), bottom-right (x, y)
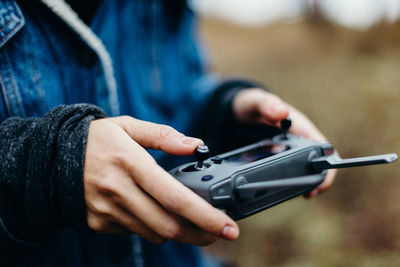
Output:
top-left (83, 116), bottom-right (239, 245)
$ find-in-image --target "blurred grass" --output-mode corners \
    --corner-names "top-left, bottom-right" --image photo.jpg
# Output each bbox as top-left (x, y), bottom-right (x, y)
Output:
top-left (200, 17), bottom-right (400, 267)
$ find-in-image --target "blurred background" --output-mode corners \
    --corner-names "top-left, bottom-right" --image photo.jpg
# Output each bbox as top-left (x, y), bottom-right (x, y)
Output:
top-left (191, 0), bottom-right (400, 266)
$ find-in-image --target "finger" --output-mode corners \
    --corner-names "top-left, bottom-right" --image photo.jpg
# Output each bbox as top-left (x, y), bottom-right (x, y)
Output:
top-left (255, 91), bottom-right (290, 123)
top-left (317, 169), bottom-right (337, 193)
top-left (94, 220), bottom-right (167, 244)
top-left (109, 204), bottom-right (168, 244)
top-left (86, 199), bottom-right (167, 243)
top-left (305, 169), bottom-right (337, 198)
top-left (304, 149), bottom-right (339, 198)
top-left (288, 105), bottom-right (327, 141)
top-left (169, 216), bottom-right (220, 246)
top-left (109, 116), bottom-right (203, 155)
top-left (233, 89), bottom-right (289, 125)
top-left (126, 161), bottom-right (239, 240)
top-left (116, 175), bottom-right (225, 244)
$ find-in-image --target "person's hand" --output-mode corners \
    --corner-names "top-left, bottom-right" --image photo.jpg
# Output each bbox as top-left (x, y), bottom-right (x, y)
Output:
top-left (232, 88), bottom-right (336, 197)
top-left (84, 116), bottom-right (239, 245)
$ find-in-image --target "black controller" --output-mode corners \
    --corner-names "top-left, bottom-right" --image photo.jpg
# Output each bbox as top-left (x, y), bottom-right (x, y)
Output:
top-left (169, 119), bottom-right (398, 220)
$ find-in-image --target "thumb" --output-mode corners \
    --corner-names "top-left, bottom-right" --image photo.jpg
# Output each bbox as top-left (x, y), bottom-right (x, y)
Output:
top-left (233, 89), bottom-right (289, 126)
top-left (110, 116), bottom-right (203, 155)
top-left (256, 92), bottom-right (290, 123)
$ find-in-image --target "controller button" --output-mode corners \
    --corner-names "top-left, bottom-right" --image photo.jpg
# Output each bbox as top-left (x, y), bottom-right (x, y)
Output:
top-left (211, 157), bottom-right (223, 164)
top-left (201, 175), bottom-right (214, 181)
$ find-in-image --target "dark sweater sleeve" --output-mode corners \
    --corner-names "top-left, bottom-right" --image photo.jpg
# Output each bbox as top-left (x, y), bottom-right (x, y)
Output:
top-left (196, 79), bottom-right (282, 155)
top-left (0, 104), bottom-right (106, 255)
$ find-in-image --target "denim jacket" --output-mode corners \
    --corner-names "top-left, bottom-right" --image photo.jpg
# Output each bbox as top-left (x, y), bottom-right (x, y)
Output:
top-left (0, 0), bottom-right (222, 266)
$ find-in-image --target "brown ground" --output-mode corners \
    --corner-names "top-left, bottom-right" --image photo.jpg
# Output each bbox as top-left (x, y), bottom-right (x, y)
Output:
top-left (200, 17), bottom-right (400, 267)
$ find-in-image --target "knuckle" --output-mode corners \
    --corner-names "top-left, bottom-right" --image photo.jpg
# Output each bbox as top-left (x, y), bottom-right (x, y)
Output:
top-left (96, 177), bottom-right (119, 195)
top-left (112, 116), bottom-right (135, 133)
top-left (111, 150), bottom-right (131, 168)
top-left (116, 115), bottom-right (133, 126)
top-left (161, 222), bottom-right (183, 240)
top-left (119, 115), bottom-right (131, 121)
top-left (159, 125), bottom-right (179, 140)
top-left (91, 201), bottom-right (113, 216)
top-left (110, 115), bottom-right (128, 127)
top-left (87, 215), bottom-right (106, 232)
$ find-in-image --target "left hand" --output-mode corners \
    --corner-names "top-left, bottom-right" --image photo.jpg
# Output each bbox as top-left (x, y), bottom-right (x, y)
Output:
top-left (232, 88), bottom-right (336, 198)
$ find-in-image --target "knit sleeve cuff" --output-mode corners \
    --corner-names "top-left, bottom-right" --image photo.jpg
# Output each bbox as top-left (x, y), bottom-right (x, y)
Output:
top-left (56, 105), bottom-right (106, 230)
top-left (25, 104), bottom-right (106, 234)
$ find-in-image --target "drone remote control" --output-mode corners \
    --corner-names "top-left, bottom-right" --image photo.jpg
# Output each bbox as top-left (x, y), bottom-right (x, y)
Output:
top-left (169, 119), bottom-right (398, 220)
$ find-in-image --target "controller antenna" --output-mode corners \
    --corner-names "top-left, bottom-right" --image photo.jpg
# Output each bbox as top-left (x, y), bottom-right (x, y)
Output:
top-left (195, 145), bottom-right (210, 170)
top-left (280, 118), bottom-right (292, 139)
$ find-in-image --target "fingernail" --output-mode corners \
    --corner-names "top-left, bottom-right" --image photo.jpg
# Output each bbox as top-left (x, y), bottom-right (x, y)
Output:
top-left (222, 225), bottom-right (238, 240)
top-left (182, 137), bottom-right (202, 146)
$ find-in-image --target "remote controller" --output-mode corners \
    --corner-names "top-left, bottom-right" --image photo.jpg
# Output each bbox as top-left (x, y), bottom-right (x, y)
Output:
top-left (169, 119), bottom-right (398, 220)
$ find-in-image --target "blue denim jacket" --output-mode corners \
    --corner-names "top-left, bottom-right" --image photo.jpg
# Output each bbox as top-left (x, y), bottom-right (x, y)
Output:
top-left (0, 0), bottom-right (219, 266)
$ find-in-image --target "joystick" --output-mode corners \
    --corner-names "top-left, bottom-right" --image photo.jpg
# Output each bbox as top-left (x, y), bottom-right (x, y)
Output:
top-left (280, 118), bottom-right (292, 139)
top-left (195, 145), bottom-right (210, 170)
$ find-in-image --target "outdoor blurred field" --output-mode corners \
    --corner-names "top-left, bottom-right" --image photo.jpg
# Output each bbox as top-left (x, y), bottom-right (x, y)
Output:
top-left (200, 16), bottom-right (400, 267)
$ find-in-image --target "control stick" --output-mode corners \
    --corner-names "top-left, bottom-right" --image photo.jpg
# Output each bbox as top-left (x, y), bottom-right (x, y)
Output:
top-left (195, 145), bottom-right (210, 170)
top-left (280, 118), bottom-right (292, 139)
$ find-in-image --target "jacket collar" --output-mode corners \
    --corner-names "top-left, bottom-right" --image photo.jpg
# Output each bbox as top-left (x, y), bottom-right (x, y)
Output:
top-left (40, 0), bottom-right (120, 116)
top-left (0, 0), bottom-right (25, 49)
